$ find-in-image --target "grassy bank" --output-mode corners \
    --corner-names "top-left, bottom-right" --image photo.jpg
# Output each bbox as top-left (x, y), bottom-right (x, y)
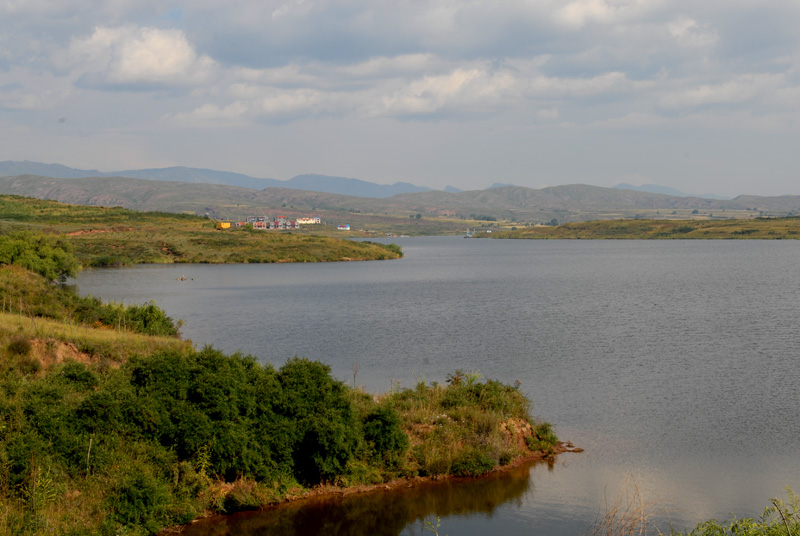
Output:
top-left (486, 217), bottom-right (800, 239)
top-left (0, 266), bottom-right (557, 536)
top-left (0, 195), bottom-right (402, 266)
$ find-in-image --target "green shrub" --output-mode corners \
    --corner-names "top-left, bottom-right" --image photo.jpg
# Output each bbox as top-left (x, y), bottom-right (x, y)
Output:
top-left (362, 405), bottom-right (408, 459)
top-left (277, 358), bottom-right (359, 484)
top-left (106, 471), bottom-right (169, 533)
top-left (0, 230), bottom-right (78, 282)
top-left (58, 362), bottom-right (99, 391)
top-left (450, 448), bottom-right (495, 477)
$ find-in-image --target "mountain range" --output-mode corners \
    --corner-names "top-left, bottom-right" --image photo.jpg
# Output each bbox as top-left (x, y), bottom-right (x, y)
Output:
top-left (1, 161), bottom-right (799, 229)
top-left (0, 161), bottom-right (431, 198)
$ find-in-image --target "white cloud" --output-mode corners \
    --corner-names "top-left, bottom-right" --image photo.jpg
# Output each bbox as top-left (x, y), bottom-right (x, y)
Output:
top-left (63, 26), bottom-right (216, 89)
top-left (371, 67), bottom-right (519, 117)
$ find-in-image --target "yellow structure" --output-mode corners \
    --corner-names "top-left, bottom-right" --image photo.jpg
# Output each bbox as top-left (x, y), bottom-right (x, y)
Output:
top-left (215, 221), bottom-right (231, 230)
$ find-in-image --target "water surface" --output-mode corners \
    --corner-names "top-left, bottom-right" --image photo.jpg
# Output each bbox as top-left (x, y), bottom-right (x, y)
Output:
top-left (75, 238), bottom-right (800, 534)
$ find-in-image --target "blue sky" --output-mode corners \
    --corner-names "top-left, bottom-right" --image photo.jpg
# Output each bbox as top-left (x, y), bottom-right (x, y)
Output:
top-left (1, 0), bottom-right (798, 196)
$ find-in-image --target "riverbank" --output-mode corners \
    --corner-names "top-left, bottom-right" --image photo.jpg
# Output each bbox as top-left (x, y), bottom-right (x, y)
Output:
top-left (485, 217), bottom-right (800, 239)
top-left (0, 195), bottom-right (403, 266)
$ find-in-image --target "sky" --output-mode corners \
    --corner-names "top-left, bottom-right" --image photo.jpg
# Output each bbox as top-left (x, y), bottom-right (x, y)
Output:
top-left (1, 0), bottom-right (798, 197)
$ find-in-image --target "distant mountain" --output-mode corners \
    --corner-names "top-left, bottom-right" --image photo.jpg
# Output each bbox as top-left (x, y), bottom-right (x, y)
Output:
top-left (444, 185), bottom-right (463, 193)
top-left (284, 174), bottom-right (430, 197)
top-left (488, 182), bottom-right (514, 189)
top-left (614, 183), bottom-right (730, 200)
top-left (4, 175), bottom-right (798, 224)
top-left (0, 161), bottom-right (104, 179)
top-left (0, 161), bottom-right (431, 199)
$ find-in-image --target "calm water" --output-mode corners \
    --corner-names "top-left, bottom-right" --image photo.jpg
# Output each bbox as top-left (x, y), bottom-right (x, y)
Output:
top-left (74, 238), bottom-right (800, 535)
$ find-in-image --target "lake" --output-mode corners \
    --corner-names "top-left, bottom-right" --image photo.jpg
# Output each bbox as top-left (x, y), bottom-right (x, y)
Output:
top-left (74, 237), bottom-right (800, 535)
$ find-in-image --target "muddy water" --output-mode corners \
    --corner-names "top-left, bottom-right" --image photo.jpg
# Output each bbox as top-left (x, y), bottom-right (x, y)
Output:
top-left (176, 459), bottom-right (560, 536)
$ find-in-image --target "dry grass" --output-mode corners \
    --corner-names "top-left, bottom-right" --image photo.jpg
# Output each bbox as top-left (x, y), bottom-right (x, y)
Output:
top-left (0, 311), bottom-right (193, 368)
top-left (592, 477), bottom-right (665, 536)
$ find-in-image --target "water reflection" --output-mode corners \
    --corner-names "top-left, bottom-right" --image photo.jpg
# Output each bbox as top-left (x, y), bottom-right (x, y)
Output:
top-left (178, 459), bottom-right (555, 536)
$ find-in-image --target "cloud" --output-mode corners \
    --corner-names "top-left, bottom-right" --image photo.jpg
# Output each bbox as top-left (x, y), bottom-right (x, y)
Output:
top-left (668, 17), bottom-right (718, 49)
top-left (658, 73), bottom-right (784, 110)
top-left (2, 0), bottom-right (800, 196)
top-left (0, 69), bottom-right (73, 111)
top-left (62, 26), bottom-right (217, 90)
top-left (374, 67), bottom-right (519, 118)
top-left (555, 0), bottom-right (650, 28)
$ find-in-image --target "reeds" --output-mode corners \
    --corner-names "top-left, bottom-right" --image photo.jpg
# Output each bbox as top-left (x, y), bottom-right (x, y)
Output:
top-left (592, 477), bottom-right (664, 536)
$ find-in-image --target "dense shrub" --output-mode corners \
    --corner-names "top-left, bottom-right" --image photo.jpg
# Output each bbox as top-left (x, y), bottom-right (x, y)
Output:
top-left (0, 342), bottom-right (547, 535)
top-left (125, 347), bottom-right (288, 482)
top-left (54, 361), bottom-right (99, 391)
top-left (74, 298), bottom-right (180, 337)
top-left (450, 448), bottom-right (495, 477)
top-left (106, 471), bottom-right (170, 533)
top-left (362, 405), bottom-right (408, 460)
top-left (0, 230), bottom-right (78, 282)
top-left (277, 358), bottom-right (359, 484)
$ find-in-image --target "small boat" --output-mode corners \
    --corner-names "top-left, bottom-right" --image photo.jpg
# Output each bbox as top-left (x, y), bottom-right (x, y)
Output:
top-left (464, 229), bottom-right (473, 238)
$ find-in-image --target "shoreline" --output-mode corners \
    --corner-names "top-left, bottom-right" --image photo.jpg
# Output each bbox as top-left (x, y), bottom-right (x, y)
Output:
top-left (159, 442), bottom-right (582, 534)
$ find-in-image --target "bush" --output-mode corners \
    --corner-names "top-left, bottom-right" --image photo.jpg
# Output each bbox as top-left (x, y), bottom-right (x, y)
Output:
top-left (362, 405), bottom-right (408, 460)
top-left (106, 471), bottom-right (170, 533)
top-left (58, 362), bottom-right (99, 391)
top-left (277, 358), bottom-right (359, 484)
top-left (450, 448), bottom-right (495, 477)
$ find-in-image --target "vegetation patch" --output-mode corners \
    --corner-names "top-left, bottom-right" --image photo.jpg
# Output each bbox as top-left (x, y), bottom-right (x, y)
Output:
top-left (0, 195), bottom-right (402, 266)
top-left (485, 217), bottom-right (800, 240)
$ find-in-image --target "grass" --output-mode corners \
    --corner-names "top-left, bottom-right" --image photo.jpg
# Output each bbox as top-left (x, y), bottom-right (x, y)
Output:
top-left (591, 477), bottom-right (661, 536)
top-left (0, 311), bottom-right (192, 367)
top-left (484, 217), bottom-right (800, 240)
top-left (379, 372), bottom-right (558, 478)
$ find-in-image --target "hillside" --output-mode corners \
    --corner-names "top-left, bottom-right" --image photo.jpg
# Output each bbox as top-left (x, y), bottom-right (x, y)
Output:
top-left (2, 175), bottom-right (800, 233)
